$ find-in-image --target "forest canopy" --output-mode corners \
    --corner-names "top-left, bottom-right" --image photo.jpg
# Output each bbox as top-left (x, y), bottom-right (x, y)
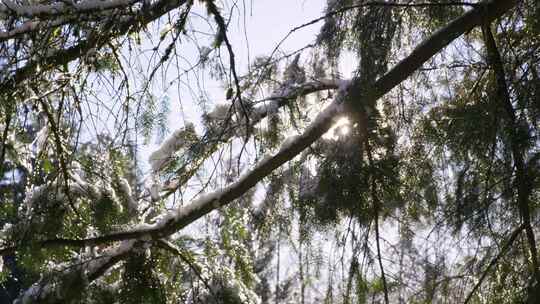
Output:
top-left (0, 0), bottom-right (538, 303)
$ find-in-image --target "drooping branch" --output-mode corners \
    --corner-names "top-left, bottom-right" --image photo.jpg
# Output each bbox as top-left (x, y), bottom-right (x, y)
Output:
top-left (9, 0), bottom-right (520, 300)
top-left (155, 239), bottom-right (218, 300)
top-left (366, 140), bottom-right (389, 304)
top-left (463, 224), bottom-right (526, 304)
top-left (15, 240), bottom-right (136, 304)
top-left (481, 22), bottom-right (540, 284)
top-left (203, 0), bottom-right (249, 128)
top-left (36, 91), bottom-right (80, 215)
top-left (2, 0), bottom-right (519, 254)
top-left (0, 106), bottom-right (12, 177)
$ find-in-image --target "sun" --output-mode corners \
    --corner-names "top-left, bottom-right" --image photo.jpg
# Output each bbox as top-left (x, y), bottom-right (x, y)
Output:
top-left (323, 116), bottom-right (350, 140)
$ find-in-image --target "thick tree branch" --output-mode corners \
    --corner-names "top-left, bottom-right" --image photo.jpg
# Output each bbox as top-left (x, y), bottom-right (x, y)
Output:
top-left (350, 0), bottom-right (518, 106)
top-left (14, 240), bottom-right (136, 304)
top-left (0, 0), bottom-right (142, 19)
top-left (0, 18), bottom-right (66, 41)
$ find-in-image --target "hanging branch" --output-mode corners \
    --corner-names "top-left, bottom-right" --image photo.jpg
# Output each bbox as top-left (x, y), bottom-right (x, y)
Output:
top-left (0, 108), bottom-right (12, 177)
top-left (155, 240), bottom-right (220, 302)
top-left (366, 140), bottom-right (390, 304)
top-left (7, 1), bottom-right (521, 302)
top-left (481, 22), bottom-right (540, 283)
top-left (36, 87), bottom-right (81, 216)
top-left (463, 224), bottom-right (526, 304)
top-left (203, 0), bottom-right (251, 134)
top-left (0, 0), bottom-right (519, 254)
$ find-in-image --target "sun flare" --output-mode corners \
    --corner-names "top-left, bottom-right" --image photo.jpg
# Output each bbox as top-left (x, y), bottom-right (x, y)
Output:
top-left (323, 117), bottom-right (351, 140)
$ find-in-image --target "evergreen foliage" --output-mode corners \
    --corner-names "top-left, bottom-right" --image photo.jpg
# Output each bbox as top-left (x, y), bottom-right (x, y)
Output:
top-left (0, 0), bottom-right (538, 303)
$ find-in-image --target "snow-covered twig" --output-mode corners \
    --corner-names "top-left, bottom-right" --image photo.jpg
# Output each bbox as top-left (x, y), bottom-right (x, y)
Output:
top-left (154, 79), bottom-right (340, 197)
top-left (0, 0), bottom-right (142, 19)
top-left (148, 123), bottom-right (195, 174)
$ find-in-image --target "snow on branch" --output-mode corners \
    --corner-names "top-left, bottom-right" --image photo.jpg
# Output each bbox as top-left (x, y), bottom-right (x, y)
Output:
top-left (149, 123), bottom-right (196, 173)
top-left (22, 166), bottom-right (127, 219)
top-left (14, 240), bottom-right (136, 304)
top-left (0, 18), bottom-right (67, 41)
top-left (9, 2), bottom-right (519, 300)
top-left (0, 13), bottom-right (115, 42)
top-left (157, 79), bottom-right (340, 195)
top-left (0, 0), bottom-right (190, 89)
top-left (203, 79), bottom-right (340, 128)
top-left (249, 79), bottom-right (342, 121)
top-left (0, 0), bottom-right (142, 19)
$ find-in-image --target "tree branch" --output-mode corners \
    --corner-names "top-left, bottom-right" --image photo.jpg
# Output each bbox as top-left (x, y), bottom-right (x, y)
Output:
top-left (9, 1), bottom-right (520, 300)
top-left (0, 0), bottom-right (142, 19)
top-left (0, 0), bottom-right (189, 94)
top-left (481, 22), bottom-right (540, 284)
top-left (37, 90), bottom-right (80, 216)
top-left (203, 0), bottom-right (249, 130)
top-left (366, 140), bottom-right (389, 304)
top-left (463, 224), bottom-right (525, 304)
top-left (15, 240), bottom-right (136, 303)
top-left (2, 0), bottom-right (519, 253)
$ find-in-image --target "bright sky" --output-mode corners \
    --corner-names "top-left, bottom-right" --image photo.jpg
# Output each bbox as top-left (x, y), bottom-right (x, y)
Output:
top-left (231, 0), bottom-right (325, 64)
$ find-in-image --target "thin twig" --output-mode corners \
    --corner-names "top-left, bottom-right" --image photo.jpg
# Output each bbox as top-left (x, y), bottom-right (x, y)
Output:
top-left (481, 22), bottom-right (540, 283)
top-left (463, 224), bottom-right (525, 304)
